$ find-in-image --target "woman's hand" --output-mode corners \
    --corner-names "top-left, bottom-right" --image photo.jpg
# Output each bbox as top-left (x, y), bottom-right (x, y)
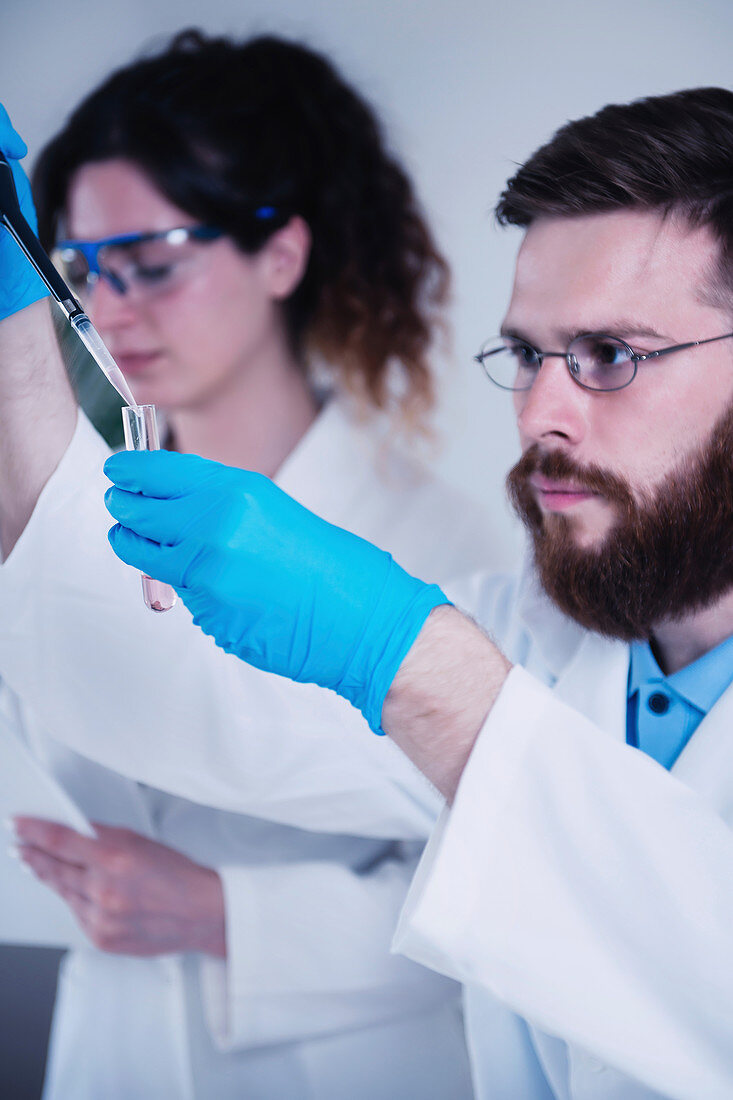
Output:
top-left (12, 817), bottom-right (226, 958)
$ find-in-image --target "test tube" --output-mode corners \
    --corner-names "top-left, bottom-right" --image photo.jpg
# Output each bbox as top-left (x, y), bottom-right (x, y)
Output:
top-left (120, 405), bottom-right (177, 613)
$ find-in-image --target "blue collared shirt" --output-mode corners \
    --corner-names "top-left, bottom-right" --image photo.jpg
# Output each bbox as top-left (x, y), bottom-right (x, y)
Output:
top-left (627, 634), bottom-right (733, 768)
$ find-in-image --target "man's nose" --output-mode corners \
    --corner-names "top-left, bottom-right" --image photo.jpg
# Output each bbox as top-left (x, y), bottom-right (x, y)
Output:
top-left (514, 355), bottom-right (589, 447)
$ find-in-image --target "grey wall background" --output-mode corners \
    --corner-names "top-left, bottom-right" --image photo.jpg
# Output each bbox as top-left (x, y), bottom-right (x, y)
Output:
top-left (0, 0), bottom-right (731, 1094)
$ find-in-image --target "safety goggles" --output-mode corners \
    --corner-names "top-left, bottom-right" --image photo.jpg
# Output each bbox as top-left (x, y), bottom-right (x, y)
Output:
top-left (52, 225), bottom-right (225, 301)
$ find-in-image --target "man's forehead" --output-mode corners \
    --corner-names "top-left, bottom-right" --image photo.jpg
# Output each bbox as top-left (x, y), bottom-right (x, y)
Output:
top-left (503, 210), bottom-right (722, 338)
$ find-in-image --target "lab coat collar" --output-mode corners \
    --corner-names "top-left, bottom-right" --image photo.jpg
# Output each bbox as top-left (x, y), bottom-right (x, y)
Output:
top-left (539, 589), bottom-right (733, 815)
top-left (513, 552), bottom-right (591, 680)
top-left (274, 395), bottom-right (377, 522)
top-left (542, 612), bottom-right (733, 788)
top-left (544, 616), bottom-right (733, 816)
top-left (510, 553), bottom-right (631, 739)
top-left (552, 628), bottom-right (631, 742)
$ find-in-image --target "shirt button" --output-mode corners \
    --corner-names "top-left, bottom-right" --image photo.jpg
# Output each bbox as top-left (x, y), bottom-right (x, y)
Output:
top-left (647, 692), bottom-right (670, 715)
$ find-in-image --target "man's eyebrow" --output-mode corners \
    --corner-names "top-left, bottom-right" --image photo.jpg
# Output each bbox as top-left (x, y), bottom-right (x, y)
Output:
top-left (575, 323), bottom-right (672, 343)
top-left (499, 322), bottom-right (672, 345)
top-left (499, 325), bottom-right (533, 342)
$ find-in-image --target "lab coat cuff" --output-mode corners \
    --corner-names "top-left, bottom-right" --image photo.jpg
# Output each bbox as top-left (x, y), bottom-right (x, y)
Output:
top-left (392, 665), bottom-right (548, 990)
top-left (198, 861), bottom-right (381, 1051)
top-left (198, 863), bottom-right (260, 1051)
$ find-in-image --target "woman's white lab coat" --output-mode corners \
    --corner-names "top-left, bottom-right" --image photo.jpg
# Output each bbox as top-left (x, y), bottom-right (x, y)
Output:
top-left (394, 566), bottom-right (733, 1100)
top-left (0, 399), bottom-right (497, 1099)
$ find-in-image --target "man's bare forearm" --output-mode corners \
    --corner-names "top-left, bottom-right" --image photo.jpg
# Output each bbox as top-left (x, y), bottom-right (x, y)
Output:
top-left (0, 299), bottom-right (77, 559)
top-left (382, 604), bottom-right (512, 801)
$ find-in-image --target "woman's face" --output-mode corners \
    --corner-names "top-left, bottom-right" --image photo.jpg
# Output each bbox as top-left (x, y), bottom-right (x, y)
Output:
top-left (64, 159), bottom-right (301, 410)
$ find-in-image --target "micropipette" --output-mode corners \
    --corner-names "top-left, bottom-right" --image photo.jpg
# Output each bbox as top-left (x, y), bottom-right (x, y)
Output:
top-left (0, 151), bottom-right (137, 407)
top-left (0, 151), bottom-right (177, 613)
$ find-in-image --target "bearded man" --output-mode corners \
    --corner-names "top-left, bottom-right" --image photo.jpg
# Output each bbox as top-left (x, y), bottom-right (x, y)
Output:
top-left (4, 88), bottom-right (733, 1099)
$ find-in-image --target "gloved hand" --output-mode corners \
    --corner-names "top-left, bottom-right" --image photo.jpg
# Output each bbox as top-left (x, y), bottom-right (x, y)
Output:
top-left (103, 450), bottom-right (449, 735)
top-left (0, 103), bottom-right (48, 322)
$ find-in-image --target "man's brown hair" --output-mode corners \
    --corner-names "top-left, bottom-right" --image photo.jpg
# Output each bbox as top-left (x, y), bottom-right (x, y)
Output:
top-left (496, 87), bottom-right (733, 309)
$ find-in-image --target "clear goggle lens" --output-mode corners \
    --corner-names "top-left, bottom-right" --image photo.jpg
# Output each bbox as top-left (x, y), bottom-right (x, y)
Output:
top-left (52, 227), bottom-right (222, 301)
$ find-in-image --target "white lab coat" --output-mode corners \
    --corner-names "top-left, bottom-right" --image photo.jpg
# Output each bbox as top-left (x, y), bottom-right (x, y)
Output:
top-left (0, 398), bottom-right (496, 1099)
top-left (394, 564), bottom-right (733, 1100)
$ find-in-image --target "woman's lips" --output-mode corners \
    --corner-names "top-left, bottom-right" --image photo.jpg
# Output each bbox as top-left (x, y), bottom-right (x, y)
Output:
top-left (113, 351), bottom-right (163, 376)
top-left (530, 475), bottom-right (596, 511)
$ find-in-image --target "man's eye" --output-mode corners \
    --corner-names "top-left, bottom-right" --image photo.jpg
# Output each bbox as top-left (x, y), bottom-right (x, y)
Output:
top-left (595, 341), bottom-right (629, 366)
top-left (510, 343), bottom-right (540, 367)
top-left (573, 336), bottom-right (634, 372)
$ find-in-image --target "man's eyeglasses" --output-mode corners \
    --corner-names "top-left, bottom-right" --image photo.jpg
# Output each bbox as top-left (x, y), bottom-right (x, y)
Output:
top-left (475, 331), bottom-right (733, 393)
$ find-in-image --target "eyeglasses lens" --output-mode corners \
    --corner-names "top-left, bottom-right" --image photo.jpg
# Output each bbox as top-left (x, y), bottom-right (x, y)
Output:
top-left (478, 339), bottom-right (541, 391)
top-left (568, 335), bottom-right (636, 391)
top-left (478, 334), bottom-right (637, 392)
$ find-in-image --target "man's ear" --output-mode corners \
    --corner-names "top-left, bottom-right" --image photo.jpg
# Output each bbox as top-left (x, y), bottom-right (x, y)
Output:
top-left (263, 215), bottom-right (312, 299)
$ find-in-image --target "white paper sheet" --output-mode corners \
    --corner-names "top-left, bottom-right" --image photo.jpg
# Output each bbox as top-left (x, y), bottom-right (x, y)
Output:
top-left (0, 706), bottom-right (93, 948)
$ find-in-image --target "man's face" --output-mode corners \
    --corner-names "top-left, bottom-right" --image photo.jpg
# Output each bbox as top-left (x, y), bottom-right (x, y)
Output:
top-left (503, 210), bottom-right (733, 639)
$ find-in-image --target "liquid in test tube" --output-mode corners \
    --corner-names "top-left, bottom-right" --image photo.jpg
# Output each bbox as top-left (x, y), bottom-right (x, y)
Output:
top-left (121, 405), bottom-right (177, 613)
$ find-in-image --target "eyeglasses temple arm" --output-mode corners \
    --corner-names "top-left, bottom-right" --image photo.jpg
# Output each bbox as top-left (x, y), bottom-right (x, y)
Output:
top-left (635, 332), bottom-right (733, 363)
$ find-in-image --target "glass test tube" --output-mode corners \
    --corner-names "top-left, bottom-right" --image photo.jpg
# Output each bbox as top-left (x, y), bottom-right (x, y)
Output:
top-left (121, 405), bottom-right (177, 613)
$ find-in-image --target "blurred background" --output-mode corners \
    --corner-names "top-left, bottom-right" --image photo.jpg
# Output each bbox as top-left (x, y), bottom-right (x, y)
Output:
top-left (1, 0), bottom-right (731, 1094)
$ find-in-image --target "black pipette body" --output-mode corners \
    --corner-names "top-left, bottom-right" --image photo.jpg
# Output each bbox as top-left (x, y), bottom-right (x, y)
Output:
top-left (0, 152), bottom-right (85, 321)
top-left (0, 149), bottom-right (171, 612)
top-left (0, 151), bottom-right (137, 405)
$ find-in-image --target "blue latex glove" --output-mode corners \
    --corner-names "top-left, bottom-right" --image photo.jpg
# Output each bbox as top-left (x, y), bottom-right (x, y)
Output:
top-left (0, 103), bottom-right (49, 322)
top-left (104, 450), bottom-right (450, 734)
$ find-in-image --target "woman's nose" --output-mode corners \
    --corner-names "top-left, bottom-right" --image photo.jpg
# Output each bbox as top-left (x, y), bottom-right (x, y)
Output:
top-left (83, 274), bottom-right (138, 331)
top-left (514, 355), bottom-right (589, 447)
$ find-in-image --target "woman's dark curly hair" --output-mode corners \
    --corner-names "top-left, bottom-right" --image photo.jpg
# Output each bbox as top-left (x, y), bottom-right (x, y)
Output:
top-left (33, 29), bottom-right (449, 423)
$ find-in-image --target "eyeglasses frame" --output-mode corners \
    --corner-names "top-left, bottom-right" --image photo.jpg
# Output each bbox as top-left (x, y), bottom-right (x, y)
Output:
top-left (53, 225), bottom-right (226, 296)
top-left (474, 330), bottom-right (733, 393)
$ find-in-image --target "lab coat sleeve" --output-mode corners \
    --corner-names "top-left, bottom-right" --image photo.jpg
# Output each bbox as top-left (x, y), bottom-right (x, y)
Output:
top-left (0, 413), bottom-right (437, 838)
top-left (393, 666), bottom-right (733, 1100)
top-left (198, 847), bottom-right (462, 1050)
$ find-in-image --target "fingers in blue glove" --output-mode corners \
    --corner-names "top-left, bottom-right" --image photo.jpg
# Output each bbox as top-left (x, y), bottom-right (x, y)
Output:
top-left (0, 102), bottom-right (48, 320)
top-left (0, 104), bottom-right (29, 159)
top-left (104, 450), bottom-right (220, 497)
top-left (107, 524), bottom-right (188, 589)
top-left (105, 485), bottom-right (190, 545)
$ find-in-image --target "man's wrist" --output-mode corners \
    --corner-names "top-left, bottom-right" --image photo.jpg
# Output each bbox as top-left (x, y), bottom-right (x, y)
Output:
top-left (382, 605), bottom-right (511, 802)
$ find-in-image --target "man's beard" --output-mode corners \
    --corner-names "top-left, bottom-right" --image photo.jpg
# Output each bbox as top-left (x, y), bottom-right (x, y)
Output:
top-left (506, 403), bottom-right (733, 641)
